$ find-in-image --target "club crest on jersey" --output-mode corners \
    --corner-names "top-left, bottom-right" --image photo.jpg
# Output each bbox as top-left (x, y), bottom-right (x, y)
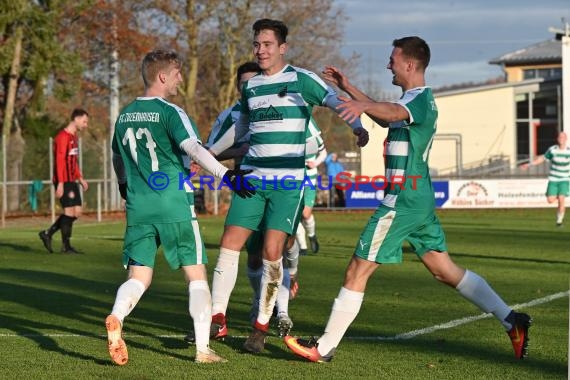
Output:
top-left (249, 105), bottom-right (283, 122)
top-left (69, 147), bottom-right (79, 156)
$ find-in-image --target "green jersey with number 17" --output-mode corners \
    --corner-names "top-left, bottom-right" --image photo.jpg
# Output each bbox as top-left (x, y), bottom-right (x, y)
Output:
top-left (112, 97), bottom-right (200, 225)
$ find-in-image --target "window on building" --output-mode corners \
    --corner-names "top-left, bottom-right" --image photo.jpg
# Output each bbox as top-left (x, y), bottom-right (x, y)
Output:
top-left (522, 68), bottom-right (562, 80)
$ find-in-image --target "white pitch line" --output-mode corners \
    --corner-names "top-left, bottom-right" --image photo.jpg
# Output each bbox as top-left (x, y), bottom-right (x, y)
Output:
top-left (350, 290), bottom-right (570, 341)
top-left (0, 291), bottom-right (567, 340)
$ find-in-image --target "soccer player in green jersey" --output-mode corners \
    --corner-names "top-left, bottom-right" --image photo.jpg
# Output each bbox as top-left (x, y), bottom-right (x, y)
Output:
top-left (245, 119), bottom-right (325, 338)
top-left (206, 18), bottom-right (369, 354)
top-left (521, 131), bottom-right (570, 226)
top-left (285, 36), bottom-right (532, 362)
top-left (105, 50), bottom-right (252, 366)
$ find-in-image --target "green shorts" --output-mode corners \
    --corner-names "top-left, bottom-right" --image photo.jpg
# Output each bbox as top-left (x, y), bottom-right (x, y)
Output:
top-left (303, 187), bottom-right (317, 208)
top-left (225, 179), bottom-right (304, 234)
top-left (546, 181), bottom-right (569, 197)
top-left (122, 218), bottom-right (207, 270)
top-left (244, 191), bottom-right (304, 260)
top-left (354, 207), bottom-right (448, 264)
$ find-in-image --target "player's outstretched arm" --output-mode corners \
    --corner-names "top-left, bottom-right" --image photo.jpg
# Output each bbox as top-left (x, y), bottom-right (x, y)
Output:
top-left (520, 155), bottom-right (545, 169)
top-left (336, 96), bottom-right (408, 128)
top-left (322, 66), bottom-right (372, 102)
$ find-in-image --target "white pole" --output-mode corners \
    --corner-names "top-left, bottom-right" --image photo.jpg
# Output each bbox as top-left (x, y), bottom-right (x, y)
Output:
top-left (549, 22), bottom-right (570, 133)
top-left (562, 27), bottom-right (570, 134)
top-left (97, 182), bottom-right (102, 222)
top-left (103, 139), bottom-right (108, 211)
top-left (109, 7), bottom-right (120, 210)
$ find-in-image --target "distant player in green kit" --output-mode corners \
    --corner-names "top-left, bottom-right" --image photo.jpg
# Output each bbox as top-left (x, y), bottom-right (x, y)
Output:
top-left (521, 131), bottom-right (570, 226)
top-left (285, 36), bottom-right (532, 362)
top-left (105, 50), bottom-right (253, 366)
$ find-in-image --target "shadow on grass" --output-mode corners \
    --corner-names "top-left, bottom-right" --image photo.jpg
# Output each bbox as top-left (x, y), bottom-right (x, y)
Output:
top-left (450, 252), bottom-right (570, 265)
top-left (277, 332), bottom-right (565, 377)
top-left (0, 313), bottom-right (108, 365)
top-left (0, 241), bottom-right (34, 252)
top-left (0, 269), bottom-right (218, 364)
top-left (400, 246), bottom-right (570, 265)
top-left (369, 337), bottom-right (564, 378)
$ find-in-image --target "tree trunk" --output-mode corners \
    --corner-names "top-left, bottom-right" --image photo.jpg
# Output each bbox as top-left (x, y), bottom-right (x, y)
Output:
top-left (109, 9), bottom-right (120, 210)
top-left (6, 123), bottom-right (25, 212)
top-left (3, 25), bottom-right (24, 212)
top-left (2, 26), bottom-right (23, 137)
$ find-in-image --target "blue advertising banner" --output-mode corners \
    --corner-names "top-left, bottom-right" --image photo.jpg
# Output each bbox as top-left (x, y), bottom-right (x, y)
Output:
top-left (433, 181), bottom-right (449, 208)
top-left (344, 181), bottom-right (449, 208)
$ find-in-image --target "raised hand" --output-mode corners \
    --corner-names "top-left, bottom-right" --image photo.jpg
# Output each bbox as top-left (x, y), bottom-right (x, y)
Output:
top-left (322, 65), bottom-right (351, 91)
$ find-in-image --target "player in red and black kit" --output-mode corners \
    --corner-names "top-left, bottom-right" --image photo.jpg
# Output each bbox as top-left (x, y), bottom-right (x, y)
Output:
top-left (39, 108), bottom-right (89, 254)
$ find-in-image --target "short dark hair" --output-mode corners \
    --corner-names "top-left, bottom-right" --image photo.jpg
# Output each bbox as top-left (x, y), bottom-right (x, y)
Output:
top-left (142, 50), bottom-right (182, 87)
top-left (236, 62), bottom-right (260, 83)
top-left (70, 108), bottom-right (88, 121)
top-left (252, 19), bottom-right (288, 44)
top-left (393, 36), bottom-right (430, 71)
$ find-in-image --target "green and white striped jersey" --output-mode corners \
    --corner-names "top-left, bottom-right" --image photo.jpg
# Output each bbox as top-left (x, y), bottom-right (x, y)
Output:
top-left (239, 64), bottom-right (333, 180)
top-left (305, 118), bottom-right (325, 185)
top-left (205, 101), bottom-right (249, 148)
top-left (383, 87), bottom-right (437, 211)
top-left (544, 145), bottom-right (570, 182)
top-left (112, 97), bottom-right (200, 225)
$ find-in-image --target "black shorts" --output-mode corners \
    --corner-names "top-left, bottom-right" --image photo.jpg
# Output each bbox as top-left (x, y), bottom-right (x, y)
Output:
top-left (58, 182), bottom-right (82, 208)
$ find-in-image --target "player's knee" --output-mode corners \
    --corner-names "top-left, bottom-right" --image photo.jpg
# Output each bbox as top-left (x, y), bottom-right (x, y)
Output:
top-left (431, 267), bottom-right (463, 287)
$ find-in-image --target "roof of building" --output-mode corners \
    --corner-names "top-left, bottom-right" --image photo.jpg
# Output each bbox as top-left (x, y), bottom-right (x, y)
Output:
top-left (434, 77), bottom-right (560, 98)
top-left (489, 38), bottom-right (562, 65)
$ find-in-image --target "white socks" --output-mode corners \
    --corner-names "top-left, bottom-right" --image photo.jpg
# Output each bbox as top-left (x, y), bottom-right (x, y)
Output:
top-left (211, 248), bottom-right (240, 316)
top-left (296, 223), bottom-right (308, 250)
top-left (303, 214), bottom-right (316, 237)
top-left (556, 211), bottom-right (564, 224)
top-left (286, 239), bottom-right (299, 277)
top-left (189, 280), bottom-right (212, 352)
top-left (256, 259), bottom-right (283, 327)
top-left (456, 270), bottom-right (512, 329)
top-left (276, 267), bottom-right (290, 315)
top-left (111, 278), bottom-right (146, 324)
top-left (317, 287), bottom-right (363, 357)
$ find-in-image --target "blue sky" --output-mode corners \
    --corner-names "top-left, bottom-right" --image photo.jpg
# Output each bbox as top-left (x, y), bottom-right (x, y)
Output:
top-left (339, 0), bottom-right (570, 91)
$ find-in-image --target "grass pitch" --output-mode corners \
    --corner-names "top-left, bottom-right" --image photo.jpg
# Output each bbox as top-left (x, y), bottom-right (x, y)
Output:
top-left (0, 209), bottom-right (568, 379)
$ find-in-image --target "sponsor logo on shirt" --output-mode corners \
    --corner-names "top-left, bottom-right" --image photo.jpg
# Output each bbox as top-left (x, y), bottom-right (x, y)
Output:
top-left (249, 105), bottom-right (283, 122)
